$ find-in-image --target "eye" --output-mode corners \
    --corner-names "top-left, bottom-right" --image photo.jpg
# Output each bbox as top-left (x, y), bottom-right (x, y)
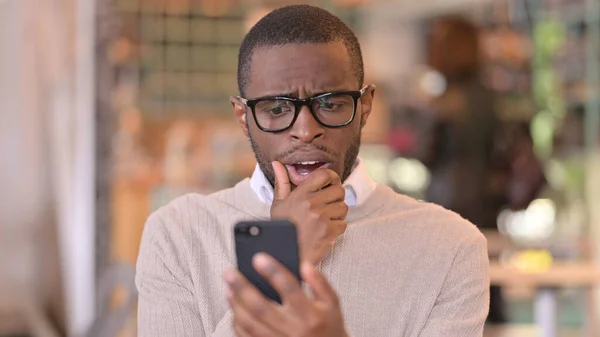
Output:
top-left (319, 100), bottom-right (340, 110)
top-left (257, 100), bottom-right (294, 116)
top-left (315, 95), bottom-right (353, 112)
top-left (267, 106), bottom-right (284, 115)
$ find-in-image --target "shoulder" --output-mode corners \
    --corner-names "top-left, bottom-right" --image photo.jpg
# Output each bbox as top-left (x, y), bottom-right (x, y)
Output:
top-left (410, 196), bottom-right (482, 239)
top-left (138, 193), bottom-right (209, 251)
top-left (136, 190), bottom-right (232, 276)
top-left (139, 179), bottom-right (259, 245)
top-left (145, 186), bottom-right (237, 234)
top-left (151, 178), bottom-right (253, 222)
top-left (377, 184), bottom-right (486, 250)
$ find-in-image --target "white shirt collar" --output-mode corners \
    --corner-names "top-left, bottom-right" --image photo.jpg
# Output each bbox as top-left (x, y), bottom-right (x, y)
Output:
top-left (249, 157), bottom-right (377, 207)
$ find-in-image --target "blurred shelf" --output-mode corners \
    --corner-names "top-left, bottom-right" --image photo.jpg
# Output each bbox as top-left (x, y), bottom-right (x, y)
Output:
top-left (490, 260), bottom-right (600, 287)
top-left (483, 229), bottom-right (594, 260)
top-left (482, 229), bottom-right (518, 257)
top-left (483, 324), bottom-right (580, 337)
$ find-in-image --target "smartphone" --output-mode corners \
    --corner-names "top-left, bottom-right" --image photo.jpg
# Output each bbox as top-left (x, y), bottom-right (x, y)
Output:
top-left (234, 220), bottom-right (301, 304)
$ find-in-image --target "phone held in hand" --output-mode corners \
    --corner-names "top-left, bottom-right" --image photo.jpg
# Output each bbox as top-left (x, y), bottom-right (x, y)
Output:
top-left (234, 220), bottom-right (301, 304)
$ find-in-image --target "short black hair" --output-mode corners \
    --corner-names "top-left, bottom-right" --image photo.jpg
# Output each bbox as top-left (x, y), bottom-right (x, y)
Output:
top-left (237, 4), bottom-right (364, 97)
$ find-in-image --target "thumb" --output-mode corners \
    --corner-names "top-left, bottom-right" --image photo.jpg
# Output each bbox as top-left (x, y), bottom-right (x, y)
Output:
top-left (272, 161), bottom-right (291, 201)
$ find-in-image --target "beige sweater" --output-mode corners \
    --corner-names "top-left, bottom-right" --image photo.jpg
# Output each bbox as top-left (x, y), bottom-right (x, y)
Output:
top-left (136, 179), bottom-right (489, 337)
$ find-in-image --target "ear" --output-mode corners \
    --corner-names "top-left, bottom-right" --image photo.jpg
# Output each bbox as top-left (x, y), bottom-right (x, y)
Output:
top-left (359, 84), bottom-right (376, 129)
top-left (230, 96), bottom-right (249, 138)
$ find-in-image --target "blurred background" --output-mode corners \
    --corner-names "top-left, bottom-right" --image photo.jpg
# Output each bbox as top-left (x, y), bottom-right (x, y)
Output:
top-left (1, 0), bottom-right (599, 336)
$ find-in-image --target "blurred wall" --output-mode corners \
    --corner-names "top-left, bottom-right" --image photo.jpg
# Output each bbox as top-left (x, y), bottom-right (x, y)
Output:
top-left (0, 0), bottom-right (97, 334)
top-left (0, 0), bottom-right (65, 331)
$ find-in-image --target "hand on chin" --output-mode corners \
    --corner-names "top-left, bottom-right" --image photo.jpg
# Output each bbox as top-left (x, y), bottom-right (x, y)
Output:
top-left (270, 161), bottom-right (348, 266)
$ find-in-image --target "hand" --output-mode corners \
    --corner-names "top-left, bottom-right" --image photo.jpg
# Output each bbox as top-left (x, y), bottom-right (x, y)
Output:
top-left (270, 161), bottom-right (348, 266)
top-left (224, 253), bottom-right (349, 337)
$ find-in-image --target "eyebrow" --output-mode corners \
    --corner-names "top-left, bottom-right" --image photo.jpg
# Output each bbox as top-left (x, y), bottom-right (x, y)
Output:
top-left (310, 91), bottom-right (331, 97)
top-left (249, 91), bottom-right (299, 100)
top-left (249, 88), bottom-right (349, 100)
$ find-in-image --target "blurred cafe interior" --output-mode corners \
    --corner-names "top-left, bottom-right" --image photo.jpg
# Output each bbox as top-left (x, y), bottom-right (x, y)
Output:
top-left (1, 0), bottom-right (599, 336)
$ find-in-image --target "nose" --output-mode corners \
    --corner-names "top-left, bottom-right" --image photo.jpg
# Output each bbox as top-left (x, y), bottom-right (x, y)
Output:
top-left (288, 106), bottom-right (325, 143)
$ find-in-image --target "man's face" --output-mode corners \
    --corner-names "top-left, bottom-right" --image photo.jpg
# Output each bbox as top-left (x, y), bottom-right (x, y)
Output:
top-left (231, 42), bottom-right (375, 189)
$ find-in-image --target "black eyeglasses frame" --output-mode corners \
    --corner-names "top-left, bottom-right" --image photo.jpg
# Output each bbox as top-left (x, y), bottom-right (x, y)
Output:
top-left (237, 85), bottom-right (370, 133)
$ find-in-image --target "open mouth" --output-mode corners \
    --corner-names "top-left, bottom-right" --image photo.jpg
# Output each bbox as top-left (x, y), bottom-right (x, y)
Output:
top-left (285, 161), bottom-right (331, 185)
top-left (291, 161), bottom-right (329, 176)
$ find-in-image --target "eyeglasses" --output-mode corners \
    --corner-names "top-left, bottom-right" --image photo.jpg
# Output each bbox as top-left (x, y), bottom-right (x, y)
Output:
top-left (238, 86), bottom-right (369, 133)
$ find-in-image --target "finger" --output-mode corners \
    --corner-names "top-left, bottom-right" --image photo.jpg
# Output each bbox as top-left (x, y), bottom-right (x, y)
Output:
top-left (298, 168), bottom-right (341, 193)
top-left (223, 269), bottom-right (288, 333)
top-left (272, 161), bottom-right (291, 201)
top-left (301, 261), bottom-right (339, 306)
top-left (309, 184), bottom-right (345, 205)
top-left (322, 202), bottom-right (349, 221)
top-left (229, 293), bottom-right (279, 337)
top-left (227, 292), bottom-right (255, 337)
top-left (253, 253), bottom-right (311, 313)
top-left (233, 325), bottom-right (252, 337)
top-left (317, 219), bottom-right (347, 245)
top-left (233, 316), bottom-right (274, 337)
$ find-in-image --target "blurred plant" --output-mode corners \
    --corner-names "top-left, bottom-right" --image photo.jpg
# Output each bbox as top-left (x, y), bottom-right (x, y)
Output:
top-left (532, 18), bottom-right (567, 159)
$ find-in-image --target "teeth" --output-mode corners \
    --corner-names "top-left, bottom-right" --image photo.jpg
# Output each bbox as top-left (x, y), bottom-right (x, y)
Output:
top-left (298, 161), bottom-right (320, 165)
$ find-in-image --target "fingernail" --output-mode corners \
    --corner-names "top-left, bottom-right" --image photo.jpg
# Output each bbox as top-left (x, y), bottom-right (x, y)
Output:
top-left (223, 270), bottom-right (235, 282)
top-left (254, 253), bottom-right (276, 275)
top-left (253, 252), bottom-right (269, 264)
top-left (301, 262), bottom-right (314, 275)
top-left (224, 270), bottom-right (241, 290)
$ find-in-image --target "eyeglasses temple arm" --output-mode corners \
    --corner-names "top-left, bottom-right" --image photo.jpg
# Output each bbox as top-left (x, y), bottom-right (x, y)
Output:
top-left (237, 96), bottom-right (248, 105)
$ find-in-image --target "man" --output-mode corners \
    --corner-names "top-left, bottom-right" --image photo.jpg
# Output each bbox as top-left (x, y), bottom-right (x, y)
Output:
top-left (135, 5), bottom-right (489, 337)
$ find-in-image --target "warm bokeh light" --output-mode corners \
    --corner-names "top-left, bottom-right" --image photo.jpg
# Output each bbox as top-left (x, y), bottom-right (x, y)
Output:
top-left (498, 198), bottom-right (557, 244)
top-left (388, 157), bottom-right (430, 193)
